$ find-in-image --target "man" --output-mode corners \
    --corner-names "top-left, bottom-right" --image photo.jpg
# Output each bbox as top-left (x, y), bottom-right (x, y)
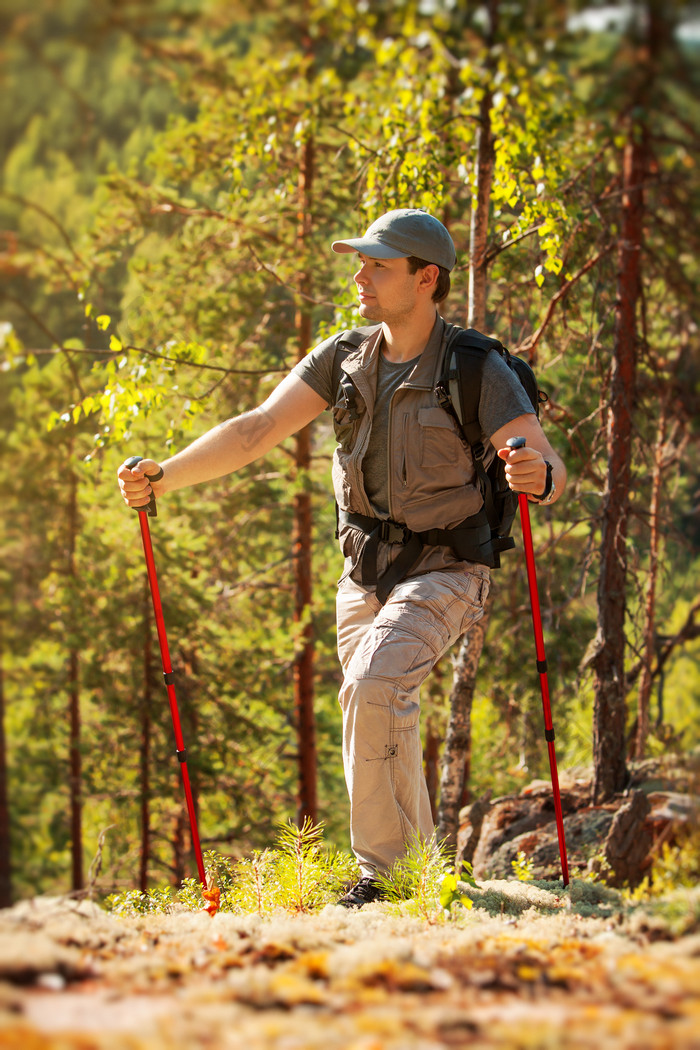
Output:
top-left (118, 209), bottom-right (566, 908)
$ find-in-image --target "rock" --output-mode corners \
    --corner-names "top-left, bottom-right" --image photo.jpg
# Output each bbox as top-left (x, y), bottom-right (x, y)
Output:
top-left (646, 791), bottom-right (698, 825)
top-left (520, 779), bottom-right (554, 797)
top-left (470, 789), bottom-right (578, 879)
top-left (602, 791), bottom-right (653, 888)
top-left (457, 790), bottom-right (492, 867)
top-left (480, 807), bottom-right (616, 881)
top-left (458, 755), bottom-right (697, 887)
top-left (628, 752), bottom-right (699, 794)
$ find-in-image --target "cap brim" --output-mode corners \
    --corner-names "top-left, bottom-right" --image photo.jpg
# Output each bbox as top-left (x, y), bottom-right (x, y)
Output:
top-left (331, 237), bottom-right (407, 259)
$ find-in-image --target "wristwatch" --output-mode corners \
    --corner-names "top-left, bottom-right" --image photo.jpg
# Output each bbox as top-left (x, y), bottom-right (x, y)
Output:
top-left (534, 461), bottom-right (556, 505)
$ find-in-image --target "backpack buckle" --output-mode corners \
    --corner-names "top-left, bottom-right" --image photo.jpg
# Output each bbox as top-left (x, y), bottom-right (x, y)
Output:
top-left (433, 381), bottom-right (450, 409)
top-left (378, 520), bottom-right (411, 545)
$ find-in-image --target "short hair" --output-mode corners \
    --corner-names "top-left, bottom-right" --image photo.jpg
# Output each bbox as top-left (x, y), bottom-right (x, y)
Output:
top-left (406, 256), bottom-right (451, 303)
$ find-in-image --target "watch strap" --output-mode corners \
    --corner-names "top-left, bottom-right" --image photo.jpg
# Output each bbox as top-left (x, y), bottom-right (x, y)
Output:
top-left (533, 460), bottom-right (554, 502)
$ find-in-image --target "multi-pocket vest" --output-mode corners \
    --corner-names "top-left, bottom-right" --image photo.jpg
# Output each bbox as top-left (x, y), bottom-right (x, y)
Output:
top-left (330, 322), bottom-right (495, 603)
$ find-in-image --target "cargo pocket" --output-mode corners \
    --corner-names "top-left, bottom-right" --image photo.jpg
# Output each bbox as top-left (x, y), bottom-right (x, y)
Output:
top-left (400, 407), bottom-right (473, 503)
top-left (417, 407), bottom-right (465, 470)
top-left (457, 571), bottom-right (490, 634)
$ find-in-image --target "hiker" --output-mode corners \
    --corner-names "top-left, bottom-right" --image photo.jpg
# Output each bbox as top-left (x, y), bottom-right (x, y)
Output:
top-left (118, 209), bottom-right (566, 908)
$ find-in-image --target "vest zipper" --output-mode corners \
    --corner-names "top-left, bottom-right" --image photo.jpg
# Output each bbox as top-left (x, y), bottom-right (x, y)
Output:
top-left (343, 363), bottom-right (375, 518)
top-left (387, 383), bottom-right (411, 519)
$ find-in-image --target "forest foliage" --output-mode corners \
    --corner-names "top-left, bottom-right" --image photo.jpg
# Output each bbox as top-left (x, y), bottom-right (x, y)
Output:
top-left (0, 0), bottom-right (698, 904)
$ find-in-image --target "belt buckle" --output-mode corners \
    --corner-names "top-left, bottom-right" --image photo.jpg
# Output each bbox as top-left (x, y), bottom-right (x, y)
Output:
top-left (380, 520), bottom-right (409, 545)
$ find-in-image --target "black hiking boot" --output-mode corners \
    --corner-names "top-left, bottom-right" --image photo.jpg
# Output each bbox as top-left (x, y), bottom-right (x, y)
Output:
top-left (337, 876), bottom-right (385, 909)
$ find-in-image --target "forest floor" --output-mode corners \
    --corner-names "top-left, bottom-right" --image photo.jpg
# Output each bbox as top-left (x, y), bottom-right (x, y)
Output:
top-left (0, 878), bottom-right (698, 1050)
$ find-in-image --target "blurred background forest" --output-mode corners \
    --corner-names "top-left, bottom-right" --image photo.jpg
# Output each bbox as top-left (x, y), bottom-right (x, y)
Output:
top-left (0, 0), bottom-right (698, 906)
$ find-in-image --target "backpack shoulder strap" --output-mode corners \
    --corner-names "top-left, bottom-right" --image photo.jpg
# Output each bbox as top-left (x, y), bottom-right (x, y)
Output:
top-left (435, 327), bottom-right (509, 536)
top-left (438, 327), bottom-right (506, 453)
top-left (450, 327), bottom-right (545, 419)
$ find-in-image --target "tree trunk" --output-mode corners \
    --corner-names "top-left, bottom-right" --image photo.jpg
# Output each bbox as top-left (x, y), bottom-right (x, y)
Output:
top-left (467, 77), bottom-right (496, 329)
top-left (423, 659), bottom-right (445, 824)
top-left (0, 631), bottom-right (11, 908)
top-left (67, 467), bottom-right (83, 892)
top-left (139, 577), bottom-right (152, 892)
top-left (633, 405), bottom-right (666, 760)
top-left (438, 0), bottom-right (497, 849)
top-left (592, 128), bottom-right (646, 802)
top-left (172, 809), bottom-right (185, 887)
top-left (438, 590), bottom-right (494, 850)
top-left (293, 133), bottom-right (317, 826)
top-left (423, 721), bottom-right (440, 826)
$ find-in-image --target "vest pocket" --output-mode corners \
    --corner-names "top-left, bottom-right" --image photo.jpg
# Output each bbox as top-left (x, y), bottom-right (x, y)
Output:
top-left (332, 382), bottom-right (365, 452)
top-left (417, 407), bottom-right (466, 469)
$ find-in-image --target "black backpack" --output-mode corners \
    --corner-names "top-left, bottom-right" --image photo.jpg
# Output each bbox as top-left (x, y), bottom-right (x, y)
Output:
top-left (434, 327), bottom-right (547, 566)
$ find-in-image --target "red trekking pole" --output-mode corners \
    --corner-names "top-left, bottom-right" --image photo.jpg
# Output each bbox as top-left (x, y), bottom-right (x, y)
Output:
top-left (125, 456), bottom-right (207, 888)
top-left (507, 438), bottom-right (569, 887)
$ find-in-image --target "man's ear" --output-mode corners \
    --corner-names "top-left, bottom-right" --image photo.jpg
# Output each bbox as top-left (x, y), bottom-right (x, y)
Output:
top-left (417, 263), bottom-right (439, 295)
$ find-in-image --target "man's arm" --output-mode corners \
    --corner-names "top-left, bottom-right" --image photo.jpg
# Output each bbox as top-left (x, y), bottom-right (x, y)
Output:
top-left (118, 373), bottom-right (328, 510)
top-left (490, 412), bottom-right (566, 505)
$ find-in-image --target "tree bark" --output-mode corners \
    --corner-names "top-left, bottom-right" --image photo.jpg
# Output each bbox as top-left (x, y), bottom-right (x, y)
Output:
top-left (592, 129), bottom-right (646, 802)
top-left (438, 0), bottom-right (498, 849)
top-left (172, 810), bottom-right (185, 887)
top-left (633, 406), bottom-right (666, 760)
top-left (139, 577), bottom-right (152, 892)
top-left (424, 662), bottom-right (445, 823)
top-left (423, 720), bottom-right (441, 826)
top-left (0, 631), bottom-right (11, 908)
top-left (467, 78), bottom-right (496, 329)
top-left (67, 466), bottom-right (83, 892)
top-left (293, 133), bottom-right (317, 826)
top-left (438, 590), bottom-right (494, 850)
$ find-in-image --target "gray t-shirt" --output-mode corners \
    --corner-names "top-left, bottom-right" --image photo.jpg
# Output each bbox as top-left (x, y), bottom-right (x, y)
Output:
top-left (293, 321), bottom-right (535, 515)
top-left (362, 353), bottom-right (418, 513)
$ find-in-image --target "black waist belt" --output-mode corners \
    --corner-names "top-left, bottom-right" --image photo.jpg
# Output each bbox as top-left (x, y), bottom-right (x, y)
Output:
top-left (338, 509), bottom-right (494, 605)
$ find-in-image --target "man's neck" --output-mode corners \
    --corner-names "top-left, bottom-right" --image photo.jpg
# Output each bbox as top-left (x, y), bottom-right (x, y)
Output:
top-left (381, 310), bottom-right (439, 362)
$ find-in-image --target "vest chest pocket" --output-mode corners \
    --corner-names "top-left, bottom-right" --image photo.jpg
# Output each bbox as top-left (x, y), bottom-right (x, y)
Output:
top-left (417, 406), bottom-right (468, 470)
top-left (332, 376), bottom-right (366, 452)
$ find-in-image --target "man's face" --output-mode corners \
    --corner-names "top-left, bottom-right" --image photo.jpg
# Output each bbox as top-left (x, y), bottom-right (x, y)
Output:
top-left (353, 253), bottom-right (423, 323)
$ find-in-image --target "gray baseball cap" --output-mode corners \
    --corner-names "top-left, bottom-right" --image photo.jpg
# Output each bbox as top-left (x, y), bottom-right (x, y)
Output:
top-left (332, 208), bottom-right (456, 271)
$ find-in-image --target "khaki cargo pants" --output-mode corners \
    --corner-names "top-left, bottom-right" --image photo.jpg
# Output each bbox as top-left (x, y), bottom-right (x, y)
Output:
top-left (336, 565), bottom-right (490, 877)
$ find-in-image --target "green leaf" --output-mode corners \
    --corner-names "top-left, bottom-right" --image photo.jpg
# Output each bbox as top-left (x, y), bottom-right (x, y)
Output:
top-left (439, 872), bottom-right (457, 910)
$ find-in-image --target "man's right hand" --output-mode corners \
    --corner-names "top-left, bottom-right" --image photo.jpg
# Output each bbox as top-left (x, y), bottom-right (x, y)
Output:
top-left (117, 458), bottom-right (165, 510)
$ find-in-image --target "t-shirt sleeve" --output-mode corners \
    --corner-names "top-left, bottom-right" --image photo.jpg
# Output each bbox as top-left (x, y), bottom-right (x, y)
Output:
top-left (291, 334), bottom-right (339, 407)
top-left (478, 350), bottom-right (538, 442)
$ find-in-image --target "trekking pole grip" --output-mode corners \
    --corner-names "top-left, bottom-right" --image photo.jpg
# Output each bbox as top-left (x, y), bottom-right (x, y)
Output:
top-left (507, 438), bottom-right (528, 503)
top-left (506, 436), bottom-right (527, 451)
top-left (124, 455), bottom-right (164, 518)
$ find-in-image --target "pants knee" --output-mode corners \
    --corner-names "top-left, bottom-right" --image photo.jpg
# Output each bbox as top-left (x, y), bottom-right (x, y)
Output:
top-left (340, 673), bottom-right (421, 736)
top-left (339, 672), bottom-right (393, 714)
